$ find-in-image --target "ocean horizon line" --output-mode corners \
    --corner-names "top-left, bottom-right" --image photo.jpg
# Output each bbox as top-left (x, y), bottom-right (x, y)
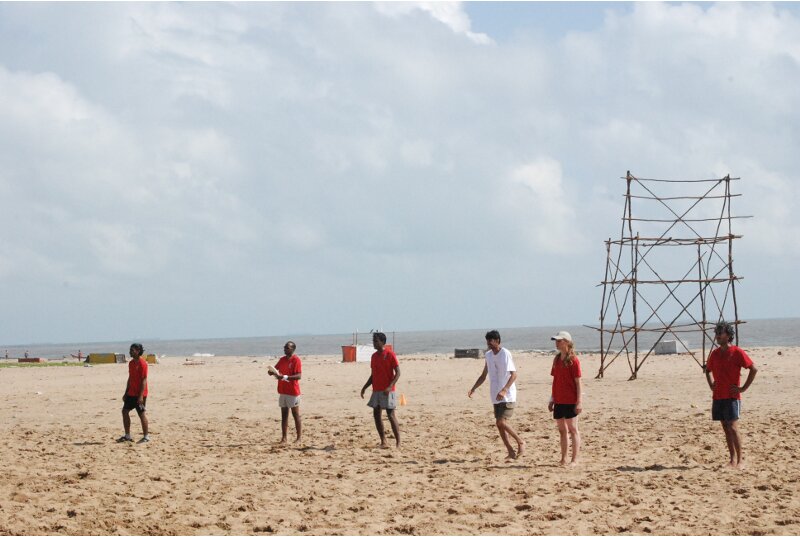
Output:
top-left (3, 316), bottom-right (800, 359)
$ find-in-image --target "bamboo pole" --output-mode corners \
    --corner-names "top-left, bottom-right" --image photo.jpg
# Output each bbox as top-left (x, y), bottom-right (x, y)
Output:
top-left (698, 243), bottom-right (707, 366)
top-left (726, 175), bottom-right (742, 345)
top-left (626, 172), bottom-right (638, 379)
top-left (598, 240), bottom-right (611, 379)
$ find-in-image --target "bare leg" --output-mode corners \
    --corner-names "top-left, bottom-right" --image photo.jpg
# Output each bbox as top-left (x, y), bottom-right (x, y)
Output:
top-left (496, 419), bottom-right (516, 459)
top-left (556, 419), bottom-right (568, 465)
top-left (373, 407), bottom-right (388, 448)
top-left (504, 421), bottom-right (525, 458)
top-left (122, 409), bottom-right (131, 436)
top-left (386, 409), bottom-right (401, 448)
top-left (566, 417), bottom-right (580, 465)
top-left (291, 406), bottom-right (302, 443)
top-left (138, 411), bottom-right (149, 437)
top-left (728, 420), bottom-right (744, 468)
top-left (280, 407), bottom-right (289, 444)
top-left (721, 422), bottom-right (735, 467)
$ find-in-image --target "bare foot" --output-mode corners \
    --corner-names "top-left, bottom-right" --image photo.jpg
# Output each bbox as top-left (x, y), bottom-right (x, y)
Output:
top-left (568, 460), bottom-right (579, 468)
top-left (516, 442), bottom-right (526, 459)
top-left (379, 443), bottom-right (390, 450)
top-left (737, 460), bottom-right (747, 470)
top-left (559, 459), bottom-right (568, 466)
top-left (505, 450), bottom-right (517, 461)
top-left (727, 460), bottom-right (736, 468)
top-left (395, 442), bottom-right (401, 450)
top-left (293, 437), bottom-right (302, 444)
top-left (278, 439), bottom-right (288, 446)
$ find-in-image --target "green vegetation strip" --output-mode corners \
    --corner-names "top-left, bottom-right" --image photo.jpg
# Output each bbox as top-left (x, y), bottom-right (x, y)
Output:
top-left (0, 361), bottom-right (86, 368)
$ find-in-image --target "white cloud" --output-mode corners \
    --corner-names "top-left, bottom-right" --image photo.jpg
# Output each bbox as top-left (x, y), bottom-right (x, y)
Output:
top-left (0, 2), bottom-right (798, 342)
top-left (400, 139), bottom-right (434, 168)
top-left (502, 158), bottom-right (587, 254)
top-left (373, 1), bottom-right (493, 44)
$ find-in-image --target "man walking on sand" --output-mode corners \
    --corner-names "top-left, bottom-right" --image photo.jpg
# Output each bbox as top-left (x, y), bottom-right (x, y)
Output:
top-left (704, 321), bottom-right (757, 469)
top-left (118, 343), bottom-right (150, 444)
top-left (360, 332), bottom-right (401, 449)
top-left (267, 341), bottom-right (303, 445)
top-left (468, 330), bottom-right (525, 460)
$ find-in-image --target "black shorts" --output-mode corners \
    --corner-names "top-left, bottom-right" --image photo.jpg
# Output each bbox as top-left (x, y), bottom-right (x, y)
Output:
top-left (553, 403), bottom-right (577, 420)
top-left (123, 395), bottom-right (147, 414)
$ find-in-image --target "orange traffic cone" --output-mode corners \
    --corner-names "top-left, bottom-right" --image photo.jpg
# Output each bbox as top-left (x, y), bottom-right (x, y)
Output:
top-left (399, 393), bottom-right (407, 406)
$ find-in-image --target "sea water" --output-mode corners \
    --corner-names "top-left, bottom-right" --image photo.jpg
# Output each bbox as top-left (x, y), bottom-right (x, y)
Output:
top-left (3, 318), bottom-right (800, 359)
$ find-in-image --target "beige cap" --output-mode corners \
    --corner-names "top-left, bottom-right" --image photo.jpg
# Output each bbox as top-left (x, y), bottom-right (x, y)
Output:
top-left (550, 331), bottom-right (573, 343)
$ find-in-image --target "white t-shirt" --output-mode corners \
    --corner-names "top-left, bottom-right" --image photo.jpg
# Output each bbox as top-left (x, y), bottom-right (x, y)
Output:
top-left (485, 347), bottom-right (517, 404)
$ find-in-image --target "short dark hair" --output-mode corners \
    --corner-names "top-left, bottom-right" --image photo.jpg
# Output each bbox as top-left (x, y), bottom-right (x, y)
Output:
top-left (373, 332), bottom-right (387, 344)
top-left (130, 343), bottom-right (144, 355)
top-left (714, 321), bottom-right (735, 340)
top-left (485, 330), bottom-right (501, 342)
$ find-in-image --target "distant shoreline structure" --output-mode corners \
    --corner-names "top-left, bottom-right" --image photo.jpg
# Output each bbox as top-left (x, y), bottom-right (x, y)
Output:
top-left (3, 317), bottom-right (800, 360)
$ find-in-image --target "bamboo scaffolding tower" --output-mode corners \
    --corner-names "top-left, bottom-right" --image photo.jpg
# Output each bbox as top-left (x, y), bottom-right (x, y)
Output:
top-left (588, 172), bottom-right (751, 380)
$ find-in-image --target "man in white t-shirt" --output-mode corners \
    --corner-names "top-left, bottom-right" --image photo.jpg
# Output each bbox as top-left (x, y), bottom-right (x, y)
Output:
top-left (468, 330), bottom-right (526, 460)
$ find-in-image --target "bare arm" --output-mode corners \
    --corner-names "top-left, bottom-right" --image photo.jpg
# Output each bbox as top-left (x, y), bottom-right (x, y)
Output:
top-left (575, 377), bottom-right (583, 414)
top-left (496, 371), bottom-right (517, 401)
top-left (468, 364), bottom-right (488, 398)
top-left (269, 362), bottom-right (302, 381)
top-left (704, 365), bottom-right (715, 391)
top-left (385, 365), bottom-right (400, 394)
top-left (733, 365), bottom-right (758, 394)
top-left (138, 377), bottom-right (147, 403)
top-left (360, 375), bottom-right (373, 399)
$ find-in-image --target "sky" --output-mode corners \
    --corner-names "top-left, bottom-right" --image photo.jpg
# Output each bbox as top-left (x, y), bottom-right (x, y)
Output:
top-left (1, 1), bottom-right (799, 345)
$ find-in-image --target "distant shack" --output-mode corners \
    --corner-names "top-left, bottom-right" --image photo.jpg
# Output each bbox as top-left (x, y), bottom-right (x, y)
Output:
top-left (454, 348), bottom-right (481, 359)
top-left (87, 353), bottom-right (158, 364)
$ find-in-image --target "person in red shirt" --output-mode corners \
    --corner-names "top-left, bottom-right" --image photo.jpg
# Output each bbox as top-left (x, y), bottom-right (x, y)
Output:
top-left (704, 321), bottom-right (758, 469)
top-left (118, 343), bottom-right (149, 444)
top-left (267, 341), bottom-right (303, 444)
top-left (547, 331), bottom-right (582, 466)
top-left (360, 332), bottom-right (401, 449)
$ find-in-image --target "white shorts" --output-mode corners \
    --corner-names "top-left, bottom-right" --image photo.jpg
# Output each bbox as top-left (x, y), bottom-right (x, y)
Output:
top-left (278, 394), bottom-right (301, 408)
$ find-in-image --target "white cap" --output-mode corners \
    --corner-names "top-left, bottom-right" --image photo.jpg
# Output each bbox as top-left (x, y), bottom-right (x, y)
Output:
top-left (550, 331), bottom-right (573, 343)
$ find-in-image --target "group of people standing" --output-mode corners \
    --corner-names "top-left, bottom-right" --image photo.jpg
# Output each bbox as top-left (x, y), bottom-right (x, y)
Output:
top-left (262, 329), bottom-right (583, 463)
top-left (117, 321), bottom-right (758, 468)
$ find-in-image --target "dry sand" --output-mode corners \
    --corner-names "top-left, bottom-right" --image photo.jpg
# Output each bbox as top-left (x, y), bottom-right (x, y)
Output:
top-left (0, 347), bottom-right (799, 535)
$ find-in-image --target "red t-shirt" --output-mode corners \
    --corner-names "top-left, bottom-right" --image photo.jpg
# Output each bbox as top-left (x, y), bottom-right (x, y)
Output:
top-left (127, 358), bottom-right (149, 397)
top-left (551, 355), bottom-right (582, 404)
top-left (706, 345), bottom-right (754, 400)
top-left (371, 349), bottom-right (399, 392)
top-left (275, 354), bottom-right (303, 395)
top-left (275, 355), bottom-right (302, 396)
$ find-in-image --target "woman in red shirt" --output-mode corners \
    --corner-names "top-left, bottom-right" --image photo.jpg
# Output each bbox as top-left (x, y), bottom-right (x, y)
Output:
top-left (547, 331), bottom-right (582, 466)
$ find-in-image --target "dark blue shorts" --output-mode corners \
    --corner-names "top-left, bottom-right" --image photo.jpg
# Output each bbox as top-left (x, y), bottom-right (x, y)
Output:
top-left (553, 404), bottom-right (577, 420)
top-left (712, 399), bottom-right (740, 422)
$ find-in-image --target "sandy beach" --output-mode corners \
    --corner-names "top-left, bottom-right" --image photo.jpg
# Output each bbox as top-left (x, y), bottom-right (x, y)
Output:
top-left (1, 347), bottom-right (799, 535)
